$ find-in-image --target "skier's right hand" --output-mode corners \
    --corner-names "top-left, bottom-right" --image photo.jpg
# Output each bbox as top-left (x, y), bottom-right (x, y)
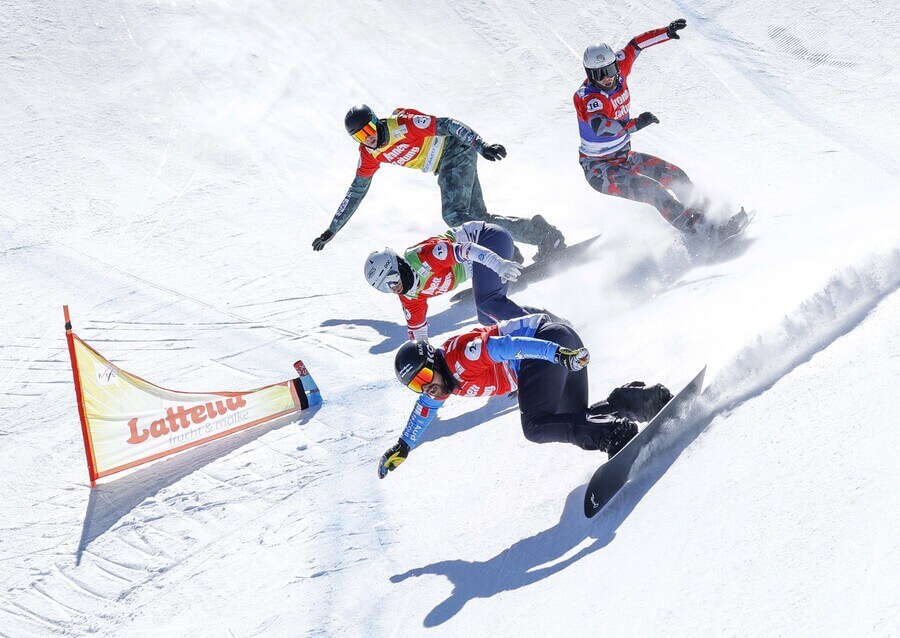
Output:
top-left (667, 18), bottom-right (687, 39)
top-left (555, 346), bottom-right (590, 372)
top-left (495, 258), bottom-right (521, 284)
top-left (480, 143), bottom-right (507, 162)
top-left (633, 112), bottom-right (660, 131)
top-left (312, 229), bottom-right (334, 251)
top-left (378, 439), bottom-right (410, 479)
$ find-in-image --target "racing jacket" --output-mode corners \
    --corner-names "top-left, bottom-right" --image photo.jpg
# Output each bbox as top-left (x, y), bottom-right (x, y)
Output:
top-left (573, 27), bottom-right (674, 159)
top-left (327, 109), bottom-right (487, 235)
top-left (399, 314), bottom-right (557, 449)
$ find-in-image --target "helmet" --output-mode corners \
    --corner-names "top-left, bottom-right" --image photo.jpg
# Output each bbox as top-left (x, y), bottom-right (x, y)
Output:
top-left (583, 43), bottom-right (619, 87)
top-left (345, 104), bottom-right (380, 145)
top-left (395, 340), bottom-right (437, 393)
top-left (364, 248), bottom-right (402, 293)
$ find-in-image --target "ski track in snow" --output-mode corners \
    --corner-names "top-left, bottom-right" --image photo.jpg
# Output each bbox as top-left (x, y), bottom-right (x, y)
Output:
top-left (636, 249), bottom-right (900, 481)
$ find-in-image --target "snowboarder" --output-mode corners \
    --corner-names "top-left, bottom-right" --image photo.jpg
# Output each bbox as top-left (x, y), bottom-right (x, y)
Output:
top-left (575, 19), bottom-right (748, 241)
top-left (377, 313), bottom-right (672, 478)
top-left (312, 105), bottom-right (566, 259)
top-left (364, 221), bottom-right (549, 341)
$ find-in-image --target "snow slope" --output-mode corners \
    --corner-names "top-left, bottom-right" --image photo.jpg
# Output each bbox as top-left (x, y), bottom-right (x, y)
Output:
top-left (1, 1), bottom-right (897, 636)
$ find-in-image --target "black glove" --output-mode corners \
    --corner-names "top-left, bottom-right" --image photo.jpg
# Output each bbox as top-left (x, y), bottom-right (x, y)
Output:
top-left (667, 18), bottom-right (687, 39)
top-left (633, 112), bottom-right (660, 131)
top-left (312, 230), bottom-right (334, 251)
top-left (378, 439), bottom-right (410, 479)
top-left (480, 143), bottom-right (507, 162)
top-left (555, 346), bottom-right (590, 372)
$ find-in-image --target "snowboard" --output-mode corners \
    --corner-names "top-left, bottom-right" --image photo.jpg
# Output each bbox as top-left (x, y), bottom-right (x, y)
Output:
top-left (450, 234), bottom-right (602, 304)
top-left (583, 366), bottom-right (706, 518)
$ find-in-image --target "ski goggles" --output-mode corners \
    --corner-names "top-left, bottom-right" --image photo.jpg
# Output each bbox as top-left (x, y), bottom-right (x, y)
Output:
top-left (376, 271), bottom-right (401, 294)
top-left (350, 118), bottom-right (379, 145)
top-left (406, 366), bottom-right (434, 393)
top-left (587, 61), bottom-right (619, 83)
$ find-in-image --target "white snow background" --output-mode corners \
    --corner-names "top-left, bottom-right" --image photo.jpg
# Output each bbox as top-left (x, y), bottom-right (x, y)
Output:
top-left (1, 1), bottom-right (898, 636)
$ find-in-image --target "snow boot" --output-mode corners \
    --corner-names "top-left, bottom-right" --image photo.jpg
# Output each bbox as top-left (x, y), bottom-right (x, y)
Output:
top-left (672, 207), bottom-right (707, 234)
top-left (532, 215), bottom-right (567, 262)
top-left (604, 418), bottom-right (638, 458)
top-left (715, 207), bottom-right (749, 243)
top-left (598, 381), bottom-right (672, 422)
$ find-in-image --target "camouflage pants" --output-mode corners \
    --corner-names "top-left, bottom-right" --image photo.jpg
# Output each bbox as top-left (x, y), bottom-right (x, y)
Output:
top-left (437, 138), bottom-right (556, 246)
top-left (581, 150), bottom-right (702, 229)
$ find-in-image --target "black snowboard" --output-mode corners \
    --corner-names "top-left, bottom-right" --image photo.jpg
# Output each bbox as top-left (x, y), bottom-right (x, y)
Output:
top-left (584, 366), bottom-right (706, 518)
top-left (450, 234), bottom-right (602, 304)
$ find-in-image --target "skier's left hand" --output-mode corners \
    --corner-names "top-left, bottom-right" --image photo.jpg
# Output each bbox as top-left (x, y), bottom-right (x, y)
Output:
top-left (667, 18), bottom-right (687, 39)
top-left (633, 112), bottom-right (660, 131)
top-left (378, 439), bottom-right (410, 479)
top-left (480, 143), bottom-right (507, 162)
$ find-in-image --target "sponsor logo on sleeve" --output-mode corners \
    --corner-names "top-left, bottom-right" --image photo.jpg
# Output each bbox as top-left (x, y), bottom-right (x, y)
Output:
top-left (412, 115), bottom-right (432, 129)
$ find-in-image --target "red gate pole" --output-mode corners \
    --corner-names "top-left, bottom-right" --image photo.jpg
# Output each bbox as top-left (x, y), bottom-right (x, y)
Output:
top-left (64, 306), bottom-right (98, 487)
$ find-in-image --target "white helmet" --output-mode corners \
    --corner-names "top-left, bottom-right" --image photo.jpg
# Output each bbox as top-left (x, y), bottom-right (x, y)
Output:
top-left (583, 43), bottom-right (619, 86)
top-left (364, 248), bottom-right (402, 293)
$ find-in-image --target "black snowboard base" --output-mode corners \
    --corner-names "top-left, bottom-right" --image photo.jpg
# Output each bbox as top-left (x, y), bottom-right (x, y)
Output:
top-left (584, 366), bottom-right (706, 518)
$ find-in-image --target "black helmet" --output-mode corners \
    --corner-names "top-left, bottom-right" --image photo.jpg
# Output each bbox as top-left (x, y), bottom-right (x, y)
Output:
top-left (345, 104), bottom-right (377, 134)
top-left (394, 340), bottom-right (437, 392)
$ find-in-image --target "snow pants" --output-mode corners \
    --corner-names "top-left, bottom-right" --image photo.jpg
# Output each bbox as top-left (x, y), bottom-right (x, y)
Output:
top-left (471, 224), bottom-right (534, 325)
top-left (438, 138), bottom-right (556, 246)
top-left (517, 322), bottom-right (672, 451)
top-left (580, 149), bottom-right (702, 230)
top-left (517, 322), bottom-right (613, 451)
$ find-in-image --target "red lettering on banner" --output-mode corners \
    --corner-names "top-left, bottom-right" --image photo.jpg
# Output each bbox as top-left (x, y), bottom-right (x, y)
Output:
top-left (125, 395), bottom-right (248, 444)
top-left (126, 418), bottom-right (149, 444)
top-left (150, 418), bottom-right (169, 438)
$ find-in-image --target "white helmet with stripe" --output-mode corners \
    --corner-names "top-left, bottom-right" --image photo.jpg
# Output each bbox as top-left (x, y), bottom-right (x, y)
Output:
top-left (364, 248), bottom-right (402, 293)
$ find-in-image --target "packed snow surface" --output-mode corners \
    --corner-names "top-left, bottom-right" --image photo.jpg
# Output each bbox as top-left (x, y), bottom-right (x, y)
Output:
top-left (1, 1), bottom-right (897, 636)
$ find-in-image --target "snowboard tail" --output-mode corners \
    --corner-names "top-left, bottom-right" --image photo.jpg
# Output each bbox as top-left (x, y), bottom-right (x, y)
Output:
top-left (583, 366), bottom-right (706, 518)
top-left (450, 234), bottom-right (601, 304)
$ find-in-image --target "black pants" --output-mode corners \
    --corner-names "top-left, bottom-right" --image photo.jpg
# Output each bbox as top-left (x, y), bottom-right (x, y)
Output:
top-left (471, 224), bottom-right (529, 325)
top-left (517, 323), bottom-right (671, 451)
top-left (517, 323), bottom-right (611, 450)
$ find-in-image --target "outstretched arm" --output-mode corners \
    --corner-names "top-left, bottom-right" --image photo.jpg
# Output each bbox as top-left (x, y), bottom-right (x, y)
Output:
top-left (436, 117), bottom-right (507, 162)
top-left (311, 175), bottom-right (372, 250)
top-left (454, 241), bottom-right (521, 282)
top-left (628, 19), bottom-right (685, 51)
top-left (487, 335), bottom-right (590, 371)
top-left (378, 394), bottom-right (447, 478)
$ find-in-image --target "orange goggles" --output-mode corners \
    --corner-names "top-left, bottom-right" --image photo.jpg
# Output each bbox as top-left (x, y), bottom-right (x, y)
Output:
top-left (406, 366), bottom-right (434, 393)
top-left (351, 121), bottom-right (379, 145)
